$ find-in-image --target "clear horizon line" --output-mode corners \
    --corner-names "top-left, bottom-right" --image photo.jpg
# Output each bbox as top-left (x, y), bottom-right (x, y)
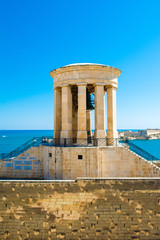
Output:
top-left (0, 128), bottom-right (146, 131)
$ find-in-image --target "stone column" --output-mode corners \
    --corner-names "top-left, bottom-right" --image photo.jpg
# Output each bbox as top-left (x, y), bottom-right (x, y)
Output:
top-left (77, 84), bottom-right (87, 139)
top-left (94, 84), bottom-right (106, 141)
top-left (53, 87), bottom-right (62, 139)
top-left (61, 85), bottom-right (72, 139)
top-left (107, 86), bottom-right (118, 146)
top-left (86, 110), bottom-right (91, 136)
top-left (72, 109), bottom-right (78, 139)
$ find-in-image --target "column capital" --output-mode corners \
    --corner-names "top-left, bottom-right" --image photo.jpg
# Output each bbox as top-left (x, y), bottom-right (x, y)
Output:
top-left (94, 83), bottom-right (105, 86)
top-left (59, 84), bottom-right (69, 88)
top-left (106, 86), bottom-right (117, 90)
top-left (53, 86), bottom-right (61, 90)
top-left (77, 83), bottom-right (87, 86)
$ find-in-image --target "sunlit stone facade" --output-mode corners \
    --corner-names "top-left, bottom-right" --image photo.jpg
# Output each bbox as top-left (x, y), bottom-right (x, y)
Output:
top-left (50, 63), bottom-right (121, 145)
top-left (0, 64), bottom-right (160, 181)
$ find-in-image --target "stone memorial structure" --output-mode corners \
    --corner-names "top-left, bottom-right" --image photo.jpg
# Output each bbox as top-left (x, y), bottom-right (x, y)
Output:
top-left (0, 63), bottom-right (159, 180)
top-left (0, 63), bottom-right (160, 239)
top-left (50, 63), bottom-right (121, 145)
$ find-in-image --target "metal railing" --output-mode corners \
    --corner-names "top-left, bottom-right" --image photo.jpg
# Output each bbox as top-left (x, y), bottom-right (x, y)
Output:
top-left (0, 136), bottom-right (52, 160)
top-left (0, 137), bottom-right (159, 161)
top-left (51, 137), bottom-right (119, 147)
top-left (0, 137), bottom-right (119, 160)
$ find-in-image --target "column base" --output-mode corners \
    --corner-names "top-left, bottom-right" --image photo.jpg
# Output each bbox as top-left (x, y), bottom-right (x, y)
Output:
top-left (61, 130), bottom-right (72, 139)
top-left (94, 130), bottom-right (106, 146)
top-left (94, 130), bottom-right (106, 139)
top-left (60, 131), bottom-right (73, 146)
top-left (77, 131), bottom-right (87, 146)
top-left (53, 130), bottom-right (61, 145)
top-left (53, 130), bottom-right (61, 139)
top-left (107, 130), bottom-right (118, 139)
top-left (72, 130), bottom-right (77, 139)
top-left (77, 130), bottom-right (87, 139)
top-left (107, 130), bottom-right (118, 146)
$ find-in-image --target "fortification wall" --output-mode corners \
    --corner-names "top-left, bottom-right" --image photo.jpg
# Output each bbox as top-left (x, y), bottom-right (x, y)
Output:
top-left (98, 147), bottom-right (160, 177)
top-left (43, 146), bottom-right (160, 179)
top-left (0, 179), bottom-right (160, 240)
top-left (0, 146), bottom-right (160, 179)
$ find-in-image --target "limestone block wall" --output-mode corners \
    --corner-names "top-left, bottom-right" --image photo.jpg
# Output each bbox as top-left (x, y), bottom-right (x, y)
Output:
top-left (43, 146), bottom-right (63, 180)
top-left (0, 179), bottom-right (160, 240)
top-left (42, 146), bottom-right (98, 180)
top-left (0, 146), bottom-right (44, 179)
top-left (46, 146), bottom-right (160, 179)
top-left (98, 147), bottom-right (160, 177)
top-left (153, 161), bottom-right (160, 168)
top-left (62, 147), bottom-right (98, 179)
top-left (0, 145), bottom-right (160, 180)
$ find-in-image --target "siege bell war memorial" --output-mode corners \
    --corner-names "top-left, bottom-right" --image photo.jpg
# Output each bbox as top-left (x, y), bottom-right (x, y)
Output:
top-left (0, 64), bottom-right (159, 179)
top-left (51, 63), bottom-right (119, 143)
top-left (0, 64), bottom-right (160, 239)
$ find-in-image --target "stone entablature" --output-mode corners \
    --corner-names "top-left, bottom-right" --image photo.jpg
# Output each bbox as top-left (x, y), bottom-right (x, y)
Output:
top-left (50, 63), bottom-right (121, 89)
top-left (50, 63), bottom-right (121, 144)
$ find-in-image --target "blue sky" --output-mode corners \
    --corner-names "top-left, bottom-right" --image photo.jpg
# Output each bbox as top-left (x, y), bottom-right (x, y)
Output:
top-left (0, 0), bottom-right (160, 130)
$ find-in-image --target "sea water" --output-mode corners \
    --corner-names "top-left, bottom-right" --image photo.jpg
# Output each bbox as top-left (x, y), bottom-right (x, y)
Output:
top-left (0, 130), bottom-right (159, 159)
top-left (130, 139), bottom-right (160, 159)
top-left (0, 130), bottom-right (53, 154)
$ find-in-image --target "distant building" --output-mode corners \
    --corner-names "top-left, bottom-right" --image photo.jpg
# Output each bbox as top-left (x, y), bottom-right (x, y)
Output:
top-left (146, 129), bottom-right (160, 136)
top-left (138, 129), bottom-right (160, 138)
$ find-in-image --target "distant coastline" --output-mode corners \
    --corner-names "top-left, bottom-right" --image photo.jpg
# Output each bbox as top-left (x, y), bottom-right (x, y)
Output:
top-left (118, 129), bottom-right (160, 140)
top-left (0, 130), bottom-right (160, 158)
top-left (1, 129), bottom-right (160, 141)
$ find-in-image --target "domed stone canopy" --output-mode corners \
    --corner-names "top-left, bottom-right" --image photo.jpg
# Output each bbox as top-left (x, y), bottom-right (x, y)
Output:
top-left (50, 63), bottom-right (121, 146)
top-left (50, 63), bottom-right (121, 89)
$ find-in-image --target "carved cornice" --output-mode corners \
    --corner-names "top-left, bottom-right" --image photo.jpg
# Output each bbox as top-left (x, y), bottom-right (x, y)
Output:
top-left (50, 64), bottom-right (120, 89)
top-left (50, 64), bottom-right (121, 79)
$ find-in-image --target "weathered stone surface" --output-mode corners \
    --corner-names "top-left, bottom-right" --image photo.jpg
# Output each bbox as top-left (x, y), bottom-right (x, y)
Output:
top-left (61, 85), bottom-right (72, 138)
top-left (107, 87), bottom-right (118, 142)
top-left (54, 87), bottom-right (62, 139)
top-left (94, 84), bottom-right (106, 139)
top-left (77, 84), bottom-right (87, 139)
top-left (0, 146), bottom-right (160, 179)
top-left (50, 64), bottom-right (120, 143)
top-left (0, 179), bottom-right (160, 239)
